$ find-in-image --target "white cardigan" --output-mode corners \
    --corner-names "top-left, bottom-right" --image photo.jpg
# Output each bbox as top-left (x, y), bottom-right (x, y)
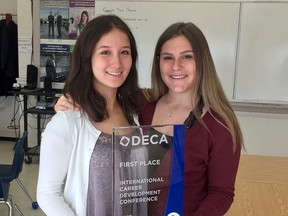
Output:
top-left (37, 109), bottom-right (129, 216)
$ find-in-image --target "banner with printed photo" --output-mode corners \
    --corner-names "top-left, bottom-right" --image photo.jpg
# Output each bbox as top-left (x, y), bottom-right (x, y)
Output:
top-left (39, 0), bottom-right (95, 86)
top-left (68, 0), bottom-right (95, 39)
top-left (39, 44), bottom-right (72, 83)
top-left (40, 0), bottom-right (95, 41)
top-left (40, 0), bottom-right (69, 39)
top-left (112, 124), bottom-right (185, 216)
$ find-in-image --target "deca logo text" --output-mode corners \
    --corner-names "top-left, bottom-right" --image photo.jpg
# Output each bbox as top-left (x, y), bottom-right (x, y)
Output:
top-left (119, 134), bottom-right (168, 147)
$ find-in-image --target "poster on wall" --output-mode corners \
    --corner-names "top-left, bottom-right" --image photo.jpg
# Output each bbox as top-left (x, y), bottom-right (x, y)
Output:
top-left (40, 0), bottom-right (69, 39)
top-left (39, 0), bottom-right (95, 84)
top-left (39, 44), bottom-right (72, 83)
top-left (68, 0), bottom-right (95, 39)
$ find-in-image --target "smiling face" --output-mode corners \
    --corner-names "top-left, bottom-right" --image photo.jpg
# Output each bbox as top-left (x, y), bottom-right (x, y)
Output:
top-left (81, 13), bottom-right (88, 24)
top-left (159, 35), bottom-right (196, 94)
top-left (91, 28), bottom-right (132, 93)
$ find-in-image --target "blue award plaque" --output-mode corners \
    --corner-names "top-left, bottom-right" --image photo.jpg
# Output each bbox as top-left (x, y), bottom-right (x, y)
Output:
top-left (112, 124), bottom-right (185, 216)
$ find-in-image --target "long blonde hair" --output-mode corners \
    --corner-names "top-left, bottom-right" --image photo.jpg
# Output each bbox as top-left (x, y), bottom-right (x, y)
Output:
top-left (150, 22), bottom-right (244, 152)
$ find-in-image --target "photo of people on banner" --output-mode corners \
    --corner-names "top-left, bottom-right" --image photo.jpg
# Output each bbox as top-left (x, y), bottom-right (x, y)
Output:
top-left (68, 1), bottom-right (95, 39)
top-left (39, 44), bottom-right (72, 83)
top-left (39, 0), bottom-right (95, 40)
top-left (40, 0), bottom-right (69, 39)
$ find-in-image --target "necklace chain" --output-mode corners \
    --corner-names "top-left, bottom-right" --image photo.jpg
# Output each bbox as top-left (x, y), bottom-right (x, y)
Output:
top-left (166, 96), bottom-right (173, 118)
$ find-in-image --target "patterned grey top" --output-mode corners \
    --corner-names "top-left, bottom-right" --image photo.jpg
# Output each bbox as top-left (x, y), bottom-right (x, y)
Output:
top-left (86, 131), bottom-right (149, 216)
top-left (86, 132), bottom-right (113, 216)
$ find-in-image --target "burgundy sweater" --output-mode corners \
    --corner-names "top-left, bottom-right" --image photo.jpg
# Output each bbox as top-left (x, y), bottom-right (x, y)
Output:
top-left (139, 101), bottom-right (241, 216)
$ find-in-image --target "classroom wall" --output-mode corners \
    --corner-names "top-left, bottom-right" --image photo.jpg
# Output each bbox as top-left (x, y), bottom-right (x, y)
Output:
top-left (1, 0), bottom-right (287, 156)
top-left (237, 111), bottom-right (288, 157)
top-left (0, 0), bottom-right (17, 13)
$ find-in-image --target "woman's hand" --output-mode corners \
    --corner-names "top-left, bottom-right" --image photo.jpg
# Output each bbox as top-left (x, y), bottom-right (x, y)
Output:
top-left (54, 94), bottom-right (80, 112)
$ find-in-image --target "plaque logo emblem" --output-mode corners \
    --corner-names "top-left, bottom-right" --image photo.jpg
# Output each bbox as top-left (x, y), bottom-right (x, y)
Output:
top-left (119, 136), bottom-right (130, 147)
top-left (119, 134), bottom-right (169, 146)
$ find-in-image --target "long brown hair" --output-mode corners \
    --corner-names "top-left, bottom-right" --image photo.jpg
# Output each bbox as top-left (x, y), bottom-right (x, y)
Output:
top-left (64, 15), bottom-right (144, 124)
top-left (150, 22), bottom-right (244, 151)
top-left (80, 11), bottom-right (89, 24)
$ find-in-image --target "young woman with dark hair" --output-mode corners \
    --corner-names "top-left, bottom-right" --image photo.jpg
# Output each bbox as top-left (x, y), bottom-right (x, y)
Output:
top-left (37, 15), bottom-right (145, 216)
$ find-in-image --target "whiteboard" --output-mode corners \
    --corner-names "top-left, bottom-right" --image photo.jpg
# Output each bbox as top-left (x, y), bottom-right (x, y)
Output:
top-left (95, 1), bottom-right (240, 99)
top-left (236, 3), bottom-right (288, 103)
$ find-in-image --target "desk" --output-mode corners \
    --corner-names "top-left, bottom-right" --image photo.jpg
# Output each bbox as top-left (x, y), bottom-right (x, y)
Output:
top-left (9, 88), bottom-right (61, 163)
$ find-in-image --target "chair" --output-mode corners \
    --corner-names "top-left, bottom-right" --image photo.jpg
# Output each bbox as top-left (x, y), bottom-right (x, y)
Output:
top-left (0, 131), bottom-right (39, 216)
top-left (0, 179), bottom-right (15, 215)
